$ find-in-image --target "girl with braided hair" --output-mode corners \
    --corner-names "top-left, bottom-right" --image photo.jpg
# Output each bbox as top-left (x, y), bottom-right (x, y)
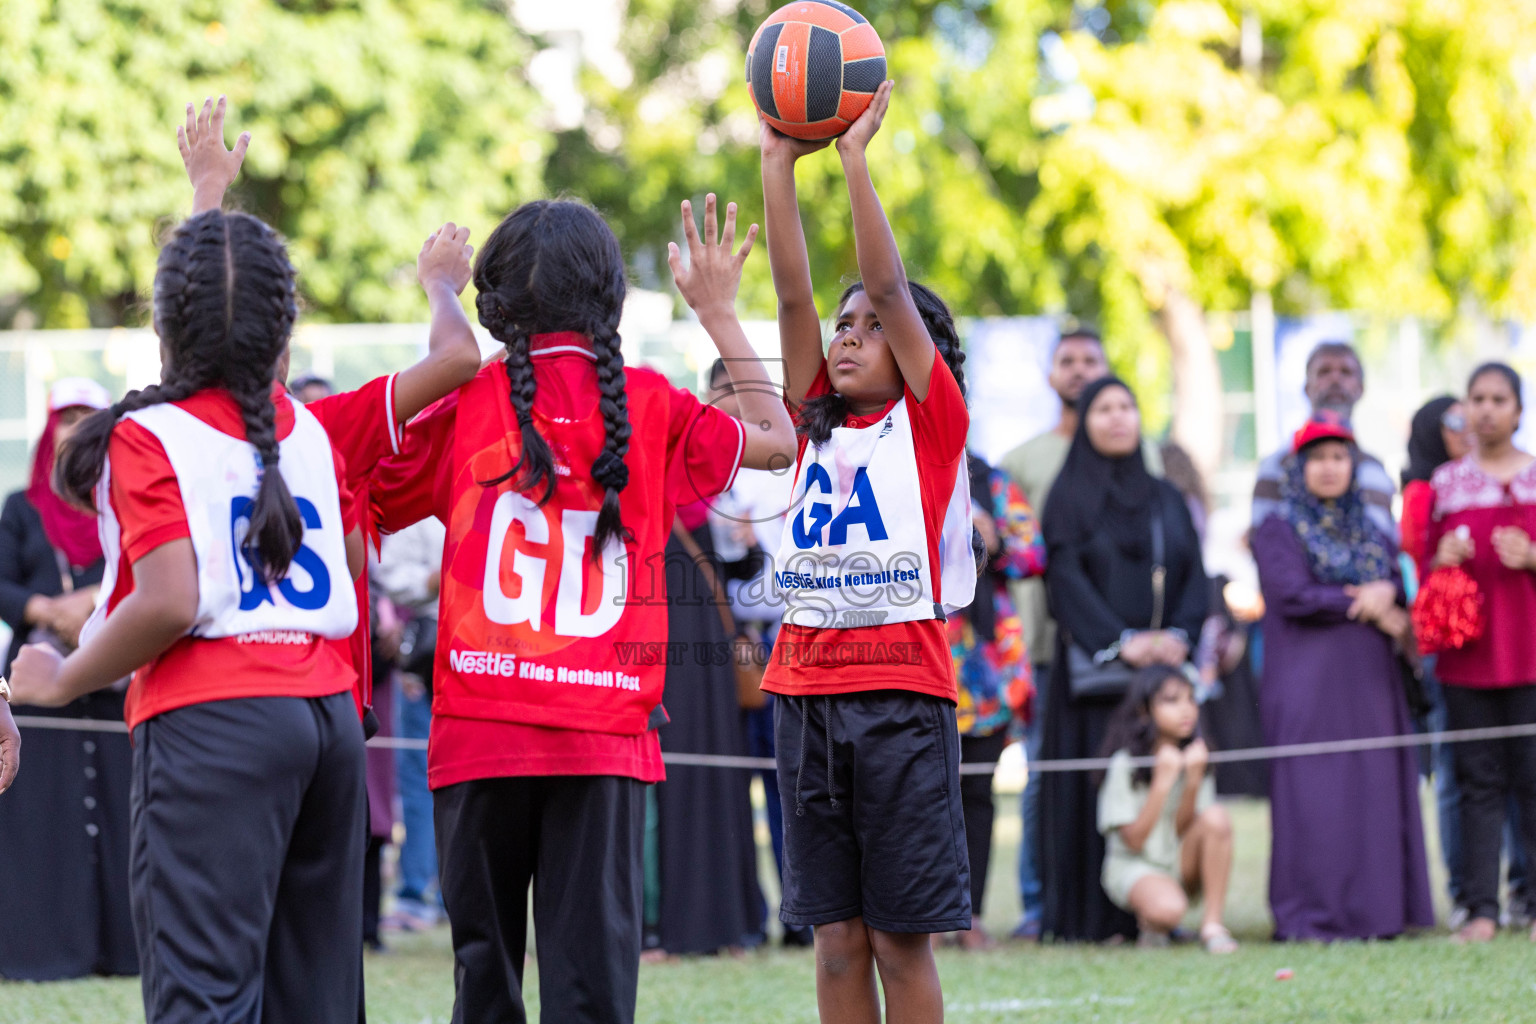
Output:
top-left (372, 193), bottom-right (794, 1024)
top-left (9, 204), bottom-right (371, 1021)
top-left (177, 96), bottom-right (484, 731)
top-left (758, 81), bottom-right (977, 1022)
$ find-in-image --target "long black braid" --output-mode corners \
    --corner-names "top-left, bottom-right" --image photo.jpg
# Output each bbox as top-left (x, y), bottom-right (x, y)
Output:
top-left (55, 209), bottom-right (305, 581)
top-left (473, 199), bottom-right (634, 554)
top-left (797, 280), bottom-right (968, 447)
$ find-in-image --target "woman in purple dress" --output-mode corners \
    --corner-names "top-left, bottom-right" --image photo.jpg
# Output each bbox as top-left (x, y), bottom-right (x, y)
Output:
top-left (1252, 413), bottom-right (1433, 941)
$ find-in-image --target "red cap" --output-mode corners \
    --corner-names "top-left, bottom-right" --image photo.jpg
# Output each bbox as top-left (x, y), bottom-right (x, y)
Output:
top-left (1292, 410), bottom-right (1354, 454)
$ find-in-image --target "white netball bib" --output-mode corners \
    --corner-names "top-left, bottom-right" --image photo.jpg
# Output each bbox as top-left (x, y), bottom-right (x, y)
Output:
top-left (774, 399), bottom-right (975, 629)
top-left (89, 402), bottom-right (357, 643)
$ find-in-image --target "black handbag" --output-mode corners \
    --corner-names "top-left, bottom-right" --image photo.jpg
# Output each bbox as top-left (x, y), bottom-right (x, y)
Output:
top-left (1395, 643), bottom-right (1433, 721)
top-left (1067, 506), bottom-right (1166, 700)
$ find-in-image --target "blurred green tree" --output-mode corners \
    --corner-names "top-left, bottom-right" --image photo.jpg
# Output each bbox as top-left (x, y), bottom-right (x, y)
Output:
top-left (561, 0), bottom-right (1536, 474)
top-left (1029, 0), bottom-right (1536, 469)
top-left (0, 0), bottom-right (548, 328)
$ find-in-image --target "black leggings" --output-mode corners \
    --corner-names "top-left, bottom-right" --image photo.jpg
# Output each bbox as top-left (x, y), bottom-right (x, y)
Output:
top-left (1442, 684), bottom-right (1536, 923)
top-left (130, 692), bottom-right (366, 1024)
top-left (435, 775), bottom-right (646, 1024)
top-left (959, 731), bottom-right (1009, 921)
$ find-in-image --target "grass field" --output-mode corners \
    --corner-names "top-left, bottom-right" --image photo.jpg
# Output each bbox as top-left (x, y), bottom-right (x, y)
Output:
top-left (5, 790), bottom-right (1532, 1024)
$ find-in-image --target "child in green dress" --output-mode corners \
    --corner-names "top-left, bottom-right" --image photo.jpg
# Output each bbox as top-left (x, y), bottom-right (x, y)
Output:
top-left (1097, 666), bottom-right (1237, 953)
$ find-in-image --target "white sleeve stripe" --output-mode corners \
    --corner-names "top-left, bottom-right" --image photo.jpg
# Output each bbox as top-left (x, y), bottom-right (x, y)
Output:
top-left (723, 416), bottom-right (746, 493)
top-left (385, 373), bottom-right (400, 455)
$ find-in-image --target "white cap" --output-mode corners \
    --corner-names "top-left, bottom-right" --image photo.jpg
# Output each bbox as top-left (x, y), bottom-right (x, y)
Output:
top-left (48, 377), bottom-right (112, 414)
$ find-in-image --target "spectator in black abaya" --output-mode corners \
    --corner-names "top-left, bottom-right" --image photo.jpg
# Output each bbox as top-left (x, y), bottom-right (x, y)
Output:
top-left (0, 378), bottom-right (137, 980)
top-left (363, 593), bottom-right (400, 953)
top-left (644, 504), bottom-right (766, 957)
top-left (1039, 377), bottom-right (1209, 943)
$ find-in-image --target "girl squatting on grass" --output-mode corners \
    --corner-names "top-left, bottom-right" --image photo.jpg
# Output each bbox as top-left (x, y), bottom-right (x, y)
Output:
top-left (1096, 666), bottom-right (1237, 954)
top-left (760, 80), bottom-right (980, 1024)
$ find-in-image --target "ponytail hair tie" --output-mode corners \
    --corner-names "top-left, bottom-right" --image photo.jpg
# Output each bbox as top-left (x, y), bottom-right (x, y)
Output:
top-left (591, 451), bottom-right (629, 491)
top-left (261, 452), bottom-right (279, 468)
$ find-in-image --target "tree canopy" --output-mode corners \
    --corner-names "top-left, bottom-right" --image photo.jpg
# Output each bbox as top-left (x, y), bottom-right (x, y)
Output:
top-left (0, 0), bottom-right (548, 328)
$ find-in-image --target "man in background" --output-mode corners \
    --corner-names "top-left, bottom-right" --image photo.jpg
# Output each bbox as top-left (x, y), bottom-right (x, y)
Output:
top-left (290, 371), bottom-right (334, 404)
top-left (1250, 341), bottom-right (1395, 539)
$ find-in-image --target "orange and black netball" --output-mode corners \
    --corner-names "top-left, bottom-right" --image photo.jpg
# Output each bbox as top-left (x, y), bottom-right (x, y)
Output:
top-left (746, 1), bottom-right (886, 141)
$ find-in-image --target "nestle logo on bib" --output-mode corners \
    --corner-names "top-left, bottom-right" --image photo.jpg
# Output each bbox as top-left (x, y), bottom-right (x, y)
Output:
top-left (448, 648), bottom-right (644, 692)
top-left (448, 649), bottom-right (517, 676)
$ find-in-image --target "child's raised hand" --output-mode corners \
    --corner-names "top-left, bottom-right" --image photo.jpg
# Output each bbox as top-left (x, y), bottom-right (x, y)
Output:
top-left (418, 223), bottom-right (474, 296)
top-left (6, 644), bottom-right (68, 708)
top-left (178, 96), bottom-right (250, 205)
top-left (1152, 743), bottom-right (1183, 787)
top-left (835, 80), bottom-right (893, 157)
top-left (759, 116), bottom-right (831, 163)
top-left (1183, 738), bottom-right (1209, 779)
top-left (668, 194), bottom-right (759, 321)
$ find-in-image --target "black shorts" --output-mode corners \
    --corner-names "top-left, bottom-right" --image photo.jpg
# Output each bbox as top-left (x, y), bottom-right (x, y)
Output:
top-left (774, 690), bottom-right (971, 933)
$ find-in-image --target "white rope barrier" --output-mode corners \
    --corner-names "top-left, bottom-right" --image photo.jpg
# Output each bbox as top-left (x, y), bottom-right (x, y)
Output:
top-left (15, 714), bottom-right (1536, 775)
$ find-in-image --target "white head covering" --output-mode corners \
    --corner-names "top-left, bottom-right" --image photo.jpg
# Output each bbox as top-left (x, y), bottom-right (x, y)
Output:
top-left (48, 377), bottom-right (112, 413)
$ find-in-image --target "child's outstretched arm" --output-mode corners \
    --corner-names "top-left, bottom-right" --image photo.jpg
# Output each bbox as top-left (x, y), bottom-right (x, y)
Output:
top-left (8, 540), bottom-right (199, 708)
top-left (759, 122), bottom-right (831, 409)
top-left (834, 81), bottom-right (939, 402)
top-left (669, 194), bottom-right (796, 471)
top-left (394, 223), bottom-right (482, 421)
top-left (176, 97), bottom-right (481, 423)
top-left (178, 96), bottom-right (249, 215)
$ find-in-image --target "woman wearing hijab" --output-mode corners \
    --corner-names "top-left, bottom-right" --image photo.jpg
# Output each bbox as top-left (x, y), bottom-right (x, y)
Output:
top-left (1039, 378), bottom-right (1208, 943)
top-left (1253, 413), bottom-right (1433, 941)
top-left (0, 378), bottom-right (138, 980)
top-left (643, 499), bottom-right (766, 958)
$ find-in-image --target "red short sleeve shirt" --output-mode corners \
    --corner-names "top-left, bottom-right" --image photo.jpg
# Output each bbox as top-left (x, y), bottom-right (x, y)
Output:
top-left (303, 373), bottom-right (404, 714)
top-left (374, 335), bottom-right (746, 786)
top-left (1428, 456), bottom-right (1536, 687)
top-left (107, 384), bottom-right (359, 730)
top-left (763, 346), bottom-right (969, 702)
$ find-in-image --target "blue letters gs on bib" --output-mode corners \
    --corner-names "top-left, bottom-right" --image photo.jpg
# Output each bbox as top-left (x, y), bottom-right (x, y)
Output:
top-left (230, 496), bottom-right (333, 611)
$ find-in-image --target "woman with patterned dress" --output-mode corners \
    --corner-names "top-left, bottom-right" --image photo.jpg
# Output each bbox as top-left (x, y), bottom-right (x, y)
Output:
top-left (1424, 363), bottom-right (1536, 943)
top-left (940, 452), bottom-right (1045, 948)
